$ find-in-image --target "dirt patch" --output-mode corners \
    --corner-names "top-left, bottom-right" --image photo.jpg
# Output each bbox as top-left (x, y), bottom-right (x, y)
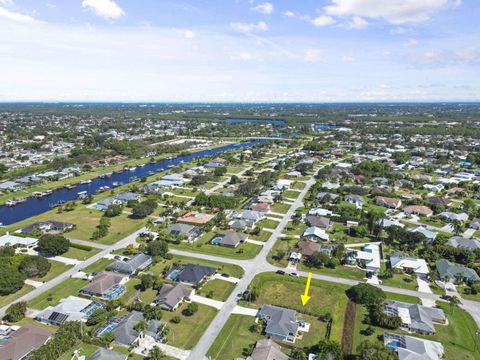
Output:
top-left (341, 299), bottom-right (356, 354)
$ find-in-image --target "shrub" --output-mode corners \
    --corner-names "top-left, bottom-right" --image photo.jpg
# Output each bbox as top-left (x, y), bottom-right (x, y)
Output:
top-left (5, 301), bottom-right (27, 322)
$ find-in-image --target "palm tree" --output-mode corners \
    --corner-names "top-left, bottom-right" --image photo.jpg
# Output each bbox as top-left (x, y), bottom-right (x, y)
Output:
top-left (449, 295), bottom-right (461, 315)
top-left (452, 220), bottom-right (463, 235)
top-left (135, 319), bottom-right (148, 338)
top-left (147, 346), bottom-right (167, 360)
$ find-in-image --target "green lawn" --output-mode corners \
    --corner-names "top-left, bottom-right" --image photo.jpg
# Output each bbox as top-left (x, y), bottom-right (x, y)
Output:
top-left (284, 222), bottom-right (307, 236)
top-left (33, 260), bottom-right (73, 282)
top-left (58, 343), bottom-right (99, 360)
top-left (63, 246), bottom-right (101, 261)
top-left (162, 302), bottom-right (217, 349)
top-left (283, 190), bottom-right (300, 199)
top-left (150, 254), bottom-right (244, 279)
top-left (197, 279), bottom-right (236, 301)
top-left (381, 273), bottom-right (418, 291)
top-left (248, 230), bottom-right (272, 242)
top-left (207, 315), bottom-right (265, 360)
top-left (83, 258), bottom-right (114, 274)
top-left (28, 278), bottom-right (88, 310)
top-left (292, 182), bottom-right (306, 190)
top-left (0, 284), bottom-right (34, 308)
top-left (267, 236), bottom-right (297, 267)
top-left (298, 263), bottom-right (367, 281)
top-left (169, 231), bottom-right (262, 260)
top-left (270, 202), bottom-right (291, 214)
top-left (256, 219), bottom-right (280, 230)
top-left (242, 272), bottom-right (350, 341)
top-left (352, 299), bottom-right (480, 360)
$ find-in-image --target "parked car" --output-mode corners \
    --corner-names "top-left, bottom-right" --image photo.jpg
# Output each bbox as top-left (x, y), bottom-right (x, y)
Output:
top-left (221, 273), bottom-right (230, 278)
top-left (289, 272), bottom-right (299, 277)
top-left (276, 270), bottom-right (285, 275)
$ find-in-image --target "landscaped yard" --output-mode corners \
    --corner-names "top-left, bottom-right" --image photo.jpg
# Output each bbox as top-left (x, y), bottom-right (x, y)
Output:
top-left (149, 254), bottom-right (244, 279)
top-left (0, 284), bottom-right (34, 308)
top-left (162, 302), bottom-right (218, 349)
top-left (208, 314), bottom-right (263, 360)
top-left (28, 278), bottom-right (88, 310)
top-left (197, 279), bottom-right (236, 301)
top-left (241, 272), bottom-right (350, 341)
top-left (33, 260), bottom-right (73, 282)
top-left (352, 298), bottom-right (480, 360)
top-left (380, 273), bottom-right (418, 291)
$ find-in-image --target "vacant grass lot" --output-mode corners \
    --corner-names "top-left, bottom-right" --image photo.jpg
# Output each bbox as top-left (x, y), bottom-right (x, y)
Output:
top-left (256, 219), bottom-right (280, 230)
top-left (197, 279), bottom-right (236, 301)
top-left (169, 231), bottom-right (262, 260)
top-left (298, 263), bottom-right (367, 281)
top-left (162, 302), bottom-right (217, 349)
top-left (283, 222), bottom-right (307, 236)
top-left (283, 190), bottom-right (301, 199)
top-left (149, 254), bottom-right (244, 279)
top-left (270, 202), bottom-right (291, 214)
top-left (242, 272), bottom-right (350, 341)
top-left (63, 246), bottom-right (101, 261)
top-left (291, 182), bottom-right (306, 190)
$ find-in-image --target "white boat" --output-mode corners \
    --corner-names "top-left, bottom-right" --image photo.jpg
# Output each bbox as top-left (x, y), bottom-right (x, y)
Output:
top-left (80, 179), bottom-right (92, 184)
top-left (128, 167), bottom-right (137, 171)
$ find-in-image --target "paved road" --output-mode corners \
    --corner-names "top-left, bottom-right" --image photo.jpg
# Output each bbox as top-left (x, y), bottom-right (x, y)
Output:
top-left (186, 169), bottom-right (318, 359)
top-left (0, 227), bottom-right (144, 318)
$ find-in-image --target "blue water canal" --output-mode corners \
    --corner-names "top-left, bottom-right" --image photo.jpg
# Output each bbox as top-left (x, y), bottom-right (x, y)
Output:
top-left (0, 138), bottom-right (272, 226)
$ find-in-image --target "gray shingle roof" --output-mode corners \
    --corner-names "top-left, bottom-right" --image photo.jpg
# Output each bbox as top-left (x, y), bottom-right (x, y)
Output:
top-left (88, 348), bottom-right (127, 360)
top-left (257, 304), bottom-right (299, 340)
top-left (111, 253), bottom-right (152, 274)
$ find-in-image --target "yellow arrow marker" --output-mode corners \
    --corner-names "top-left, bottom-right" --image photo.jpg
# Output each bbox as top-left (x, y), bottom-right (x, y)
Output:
top-left (301, 272), bottom-right (312, 306)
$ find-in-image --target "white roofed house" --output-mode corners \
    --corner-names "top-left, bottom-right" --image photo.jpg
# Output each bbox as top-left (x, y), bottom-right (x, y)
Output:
top-left (302, 226), bottom-right (330, 242)
top-left (410, 226), bottom-right (438, 242)
top-left (346, 243), bottom-right (381, 274)
top-left (0, 233), bottom-right (38, 248)
top-left (390, 252), bottom-right (429, 277)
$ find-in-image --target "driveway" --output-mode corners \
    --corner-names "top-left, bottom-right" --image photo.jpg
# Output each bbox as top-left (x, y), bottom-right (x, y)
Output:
top-left (191, 294), bottom-right (224, 310)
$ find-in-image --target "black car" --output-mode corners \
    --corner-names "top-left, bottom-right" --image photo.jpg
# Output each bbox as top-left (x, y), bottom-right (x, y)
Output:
top-left (276, 270), bottom-right (285, 275)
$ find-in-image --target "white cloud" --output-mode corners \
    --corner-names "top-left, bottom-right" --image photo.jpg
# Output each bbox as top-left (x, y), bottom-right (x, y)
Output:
top-left (231, 52), bottom-right (256, 61)
top-left (404, 38), bottom-right (419, 47)
top-left (325, 0), bottom-right (461, 24)
top-left (283, 10), bottom-right (295, 18)
top-left (304, 48), bottom-right (324, 63)
top-left (251, 2), bottom-right (274, 15)
top-left (311, 15), bottom-right (336, 27)
top-left (390, 27), bottom-right (412, 35)
top-left (342, 55), bottom-right (354, 62)
top-left (181, 29), bottom-right (196, 39)
top-left (455, 47), bottom-right (479, 62)
top-left (230, 21), bottom-right (268, 32)
top-left (81, 0), bottom-right (124, 20)
top-left (0, 5), bottom-right (38, 23)
top-left (0, 0), bottom-right (14, 6)
top-left (347, 16), bottom-right (369, 29)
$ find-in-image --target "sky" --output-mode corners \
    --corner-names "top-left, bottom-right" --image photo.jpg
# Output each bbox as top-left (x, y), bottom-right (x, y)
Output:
top-left (0, 0), bottom-right (479, 102)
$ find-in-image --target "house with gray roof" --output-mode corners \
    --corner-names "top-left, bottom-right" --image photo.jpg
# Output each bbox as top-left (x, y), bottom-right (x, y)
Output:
top-left (257, 305), bottom-right (300, 343)
top-left (447, 236), bottom-right (480, 251)
top-left (167, 223), bottom-right (200, 242)
top-left (153, 283), bottom-right (194, 311)
top-left (436, 259), bottom-right (480, 284)
top-left (246, 339), bottom-right (289, 360)
top-left (20, 220), bottom-right (75, 235)
top-left (305, 215), bottom-right (333, 231)
top-left (112, 311), bottom-right (164, 346)
top-left (166, 264), bottom-right (216, 286)
top-left (0, 181), bottom-right (22, 192)
top-left (211, 232), bottom-right (247, 248)
top-left (114, 191), bottom-right (140, 203)
top-left (80, 272), bottom-right (127, 300)
top-left (384, 301), bottom-right (446, 335)
top-left (88, 348), bottom-right (127, 360)
top-left (232, 210), bottom-right (264, 228)
top-left (345, 194), bottom-right (364, 208)
top-left (384, 333), bottom-right (444, 360)
top-left (110, 253), bottom-right (152, 275)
